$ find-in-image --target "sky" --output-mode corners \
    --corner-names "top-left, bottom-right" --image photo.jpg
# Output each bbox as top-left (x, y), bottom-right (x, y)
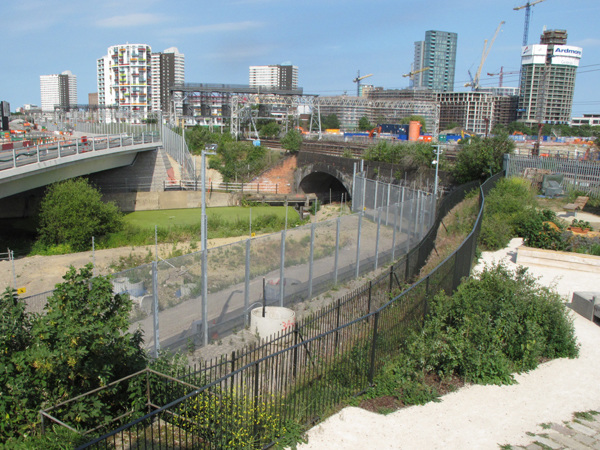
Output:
top-left (2, 0), bottom-right (599, 117)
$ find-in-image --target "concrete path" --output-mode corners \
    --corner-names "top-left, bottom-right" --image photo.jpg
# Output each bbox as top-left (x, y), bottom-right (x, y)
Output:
top-left (298, 237), bottom-right (600, 450)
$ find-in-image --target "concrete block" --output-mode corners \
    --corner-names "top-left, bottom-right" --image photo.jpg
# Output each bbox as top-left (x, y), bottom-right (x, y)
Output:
top-left (569, 292), bottom-right (600, 321)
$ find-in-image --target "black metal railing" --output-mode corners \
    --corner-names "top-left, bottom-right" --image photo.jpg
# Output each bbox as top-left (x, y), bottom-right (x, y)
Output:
top-left (51, 173), bottom-right (502, 449)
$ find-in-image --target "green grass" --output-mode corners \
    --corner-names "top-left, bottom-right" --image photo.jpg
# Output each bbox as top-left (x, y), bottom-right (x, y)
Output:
top-left (123, 206), bottom-right (299, 230)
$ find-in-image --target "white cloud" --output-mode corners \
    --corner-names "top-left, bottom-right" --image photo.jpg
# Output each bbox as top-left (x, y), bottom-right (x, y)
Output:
top-left (96, 13), bottom-right (166, 28)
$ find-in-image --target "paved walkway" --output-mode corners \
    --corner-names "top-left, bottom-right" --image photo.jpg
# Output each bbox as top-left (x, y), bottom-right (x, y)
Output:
top-left (298, 237), bottom-right (600, 449)
top-left (509, 411), bottom-right (600, 450)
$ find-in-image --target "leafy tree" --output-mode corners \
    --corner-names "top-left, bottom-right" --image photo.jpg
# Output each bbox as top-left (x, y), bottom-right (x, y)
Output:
top-left (452, 134), bottom-right (514, 183)
top-left (280, 129), bottom-right (303, 153)
top-left (185, 125), bottom-right (232, 155)
top-left (37, 179), bottom-right (123, 252)
top-left (358, 116), bottom-right (373, 131)
top-left (321, 114), bottom-right (341, 130)
top-left (0, 266), bottom-right (147, 440)
top-left (209, 141), bottom-right (271, 181)
top-left (507, 121), bottom-right (534, 136)
top-left (259, 121), bottom-right (281, 139)
top-left (362, 141), bottom-right (435, 169)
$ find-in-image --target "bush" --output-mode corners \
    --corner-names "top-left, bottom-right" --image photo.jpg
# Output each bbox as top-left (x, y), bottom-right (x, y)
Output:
top-left (453, 134), bottom-right (514, 183)
top-left (479, 177), bottom-right (538, 250)
top-left (411, 263), bottom-right (578, 385)
top-left (516, 209), bottom-right (567, 251)
top-left (37, 178), bottom-right (123, 252)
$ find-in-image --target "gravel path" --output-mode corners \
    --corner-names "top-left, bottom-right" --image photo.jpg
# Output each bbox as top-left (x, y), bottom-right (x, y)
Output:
top-left (298, 236), bottom-right (600, 450)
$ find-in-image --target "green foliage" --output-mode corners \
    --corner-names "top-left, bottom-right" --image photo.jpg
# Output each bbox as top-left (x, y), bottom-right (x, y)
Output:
top-left (37, 178), bottom-right (123, 252)
top-left (259, 120), bottom-right (281, 139)
top-left (571, 219), bottom-right (592, 231)
top-left (0, 265), bottom-right (147, 440)
top-left (321, 114), bottom-right (341, 130)
top-left (280, 129), bottom-right (303, 153)
top-left (362, 141), bottom-right (435, 169)
top-left (209, 140), bottom-right (272, 182)
top-left (358, 116), bottom-right (373, 131)
top-left (185, 125), bottom-right (233, 154)
top-left (479, 177), bottom-right (538, 250)
top-left (173, 390), bottom-right (283, 448)
top-left (412, 264), bottom-right (578, 385)
top-left (516, 209), bottom-right (566, 250)
top-left (452, 134), bottom-right (515, 183)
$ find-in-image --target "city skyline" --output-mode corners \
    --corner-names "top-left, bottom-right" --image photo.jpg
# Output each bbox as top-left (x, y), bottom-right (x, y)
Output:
top-left (3, 0), bottom-right (599, 117)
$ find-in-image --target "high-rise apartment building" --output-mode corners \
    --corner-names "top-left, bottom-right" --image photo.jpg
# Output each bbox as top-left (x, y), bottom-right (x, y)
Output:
top-left (40, 71), bottom-right (77, 112)
top-left (518, 29), bottom-right (581, 126)
top-left (151, 47), bottom-right (185, 113)
top-left (249, 64), bottom-right (298, 90)
top-left (413, 30), bottom-right (457, 92)
top-left (97, 44), bottom-right (152, 121)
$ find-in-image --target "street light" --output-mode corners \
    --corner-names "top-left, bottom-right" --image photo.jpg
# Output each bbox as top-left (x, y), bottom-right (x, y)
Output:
top-left (432, 144), bottom-right (443, 200)
top-left (201, 144), bottom-right (217, 346)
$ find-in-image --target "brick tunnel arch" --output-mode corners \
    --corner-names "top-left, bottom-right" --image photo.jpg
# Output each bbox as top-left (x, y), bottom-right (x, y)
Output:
top-left (296, 164), bottom-right (352, 204)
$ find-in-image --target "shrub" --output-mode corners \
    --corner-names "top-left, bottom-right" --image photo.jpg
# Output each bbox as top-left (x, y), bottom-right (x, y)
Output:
top-left (479, 177), bottom-right (538, 250)
top-left (37, 178), bottom-right (123, 252)
top-left (411, 263), bottom-right (578, 385)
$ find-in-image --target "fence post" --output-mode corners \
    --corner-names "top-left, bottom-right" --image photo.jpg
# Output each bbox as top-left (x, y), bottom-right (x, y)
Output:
top-left (385, 183), bottom-right (391, 225)
top-left (355, 212), bottom-right (363, 279)
top-left (389, 265), bottom-right (394, 295)
top-left (244, 238), bottom-right (251, 328)
top-left (368, 311), bottom-right (380, 385)
top-left (253, 362), bottom-right (260, 439)
top-left (308, 223), bottom-right (315, 299)
top-left (334, 217), bottom-right (340, 286)
top-left (230, 351), bottom-right (236, 396)
top-left (279, 230), bottom-right (286, 306)
top-left (367, 280), bottom-right (372, 316)
top-left (202, 247), bottom-right (208, 346)
top-left (334, 298), bottom-right (341, 349)
top-left (374, 180), bottom-right (378, 210)
top-left (292, 323), bottom-right (299, 378)
top-left (152, 260), bottom-right (160, 358)
top-left (399, 186), bottom-right (405, 234)
top-left (375, 207), bottom-right (381, 271)
top-left (391, 202), bottom-right (398, 263)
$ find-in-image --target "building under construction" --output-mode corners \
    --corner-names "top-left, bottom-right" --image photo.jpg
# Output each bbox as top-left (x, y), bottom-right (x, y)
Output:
top-left (518, 29), bottom-right (582, 127)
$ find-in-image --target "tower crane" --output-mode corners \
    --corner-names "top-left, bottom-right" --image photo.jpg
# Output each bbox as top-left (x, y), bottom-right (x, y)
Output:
top-left (514, 0), bottom-right (548, 47)
top-left (486, 67), bottom-right (520, 87)
top-left (464, 21), bottom-right (505, 91)
top-left (353, 71), bottom-right (373, 97)
top-left (402, 67), bottom-right (430, 78)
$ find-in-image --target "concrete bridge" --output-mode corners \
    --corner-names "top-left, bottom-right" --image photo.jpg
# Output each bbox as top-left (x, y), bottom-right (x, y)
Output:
top-left (0, 133), bottom-right (163, 201)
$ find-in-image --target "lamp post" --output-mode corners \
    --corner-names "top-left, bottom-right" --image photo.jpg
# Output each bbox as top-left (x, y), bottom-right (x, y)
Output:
top-left (433, 144), bottom-right (442, 200)
top-left (201, 144), bottom-right (217, 346)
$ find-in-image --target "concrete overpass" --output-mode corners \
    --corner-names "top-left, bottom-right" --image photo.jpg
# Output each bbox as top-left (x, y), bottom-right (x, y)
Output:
top-left (0, 133), bottom-right (162, 200)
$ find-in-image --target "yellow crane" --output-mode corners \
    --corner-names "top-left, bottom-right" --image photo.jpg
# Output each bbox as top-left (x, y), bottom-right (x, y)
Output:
top-left (353, 71), bottom-right (373, 97)
top-left (402, 66), bottom-right (429, 78)
top-left (464, 21), bottom-right (505, 91)
top-left (514, 0), bottom-right (548, 46)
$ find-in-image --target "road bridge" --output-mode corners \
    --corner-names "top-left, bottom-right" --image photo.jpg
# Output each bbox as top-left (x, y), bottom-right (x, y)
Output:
top-left (0, 133), bottom-right (163, 200)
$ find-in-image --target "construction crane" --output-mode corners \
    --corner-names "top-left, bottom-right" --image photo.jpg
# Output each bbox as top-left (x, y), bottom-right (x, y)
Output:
top-left (353, 71), bottom-right (373, 97)
top-left (486, 66), bottom-right (520, 87)
top-left (464, 21), bottom-right (505, 91)
top-left (514, 0), bottom-right (548, 47)
top-left (402, 67), bottom-right (429, 78)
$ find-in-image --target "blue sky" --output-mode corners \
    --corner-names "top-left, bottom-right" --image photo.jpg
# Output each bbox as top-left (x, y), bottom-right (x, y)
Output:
top-left (2, 0), bottom-right (599, 116)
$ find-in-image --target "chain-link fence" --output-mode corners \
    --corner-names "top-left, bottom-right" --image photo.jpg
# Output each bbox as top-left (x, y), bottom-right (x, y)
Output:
top-left (109, 175), bottom-right (433, 356)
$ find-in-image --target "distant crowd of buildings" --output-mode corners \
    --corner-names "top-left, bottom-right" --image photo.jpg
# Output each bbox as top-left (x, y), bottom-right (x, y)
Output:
top-left (25, 27), bottom-right (591, 134)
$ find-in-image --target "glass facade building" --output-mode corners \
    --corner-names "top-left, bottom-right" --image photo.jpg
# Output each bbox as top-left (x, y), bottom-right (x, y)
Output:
top-left (413, 30), bottom-right (457, 92)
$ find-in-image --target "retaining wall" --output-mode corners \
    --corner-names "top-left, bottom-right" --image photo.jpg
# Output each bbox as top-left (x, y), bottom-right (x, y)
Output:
top-left (516, 246), bottom-right (600, 274)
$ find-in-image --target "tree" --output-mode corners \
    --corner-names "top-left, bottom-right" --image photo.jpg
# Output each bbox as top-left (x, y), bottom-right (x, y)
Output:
top-left (0, 266), bottom-right (147, 440)
top-left (281, 129), bottom-right (303, 153)
top-left (358, 116), bottom-right (373, 131)
top-left (37, 178), bottom-right (123, 252)
top-left (322, 114), bottom-right (341, 130)
top-left (453, 134), bottom-right (515, 183)
top-left (259, 121), bottom-right (281, 139)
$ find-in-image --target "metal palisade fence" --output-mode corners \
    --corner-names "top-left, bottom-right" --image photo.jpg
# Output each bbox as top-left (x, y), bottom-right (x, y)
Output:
top-left (505, 153), bottom-right (600, 196)
top-left (62, 174), bottom-right (500, 449)
top-left (120, 174), bottom-right (434, 356)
